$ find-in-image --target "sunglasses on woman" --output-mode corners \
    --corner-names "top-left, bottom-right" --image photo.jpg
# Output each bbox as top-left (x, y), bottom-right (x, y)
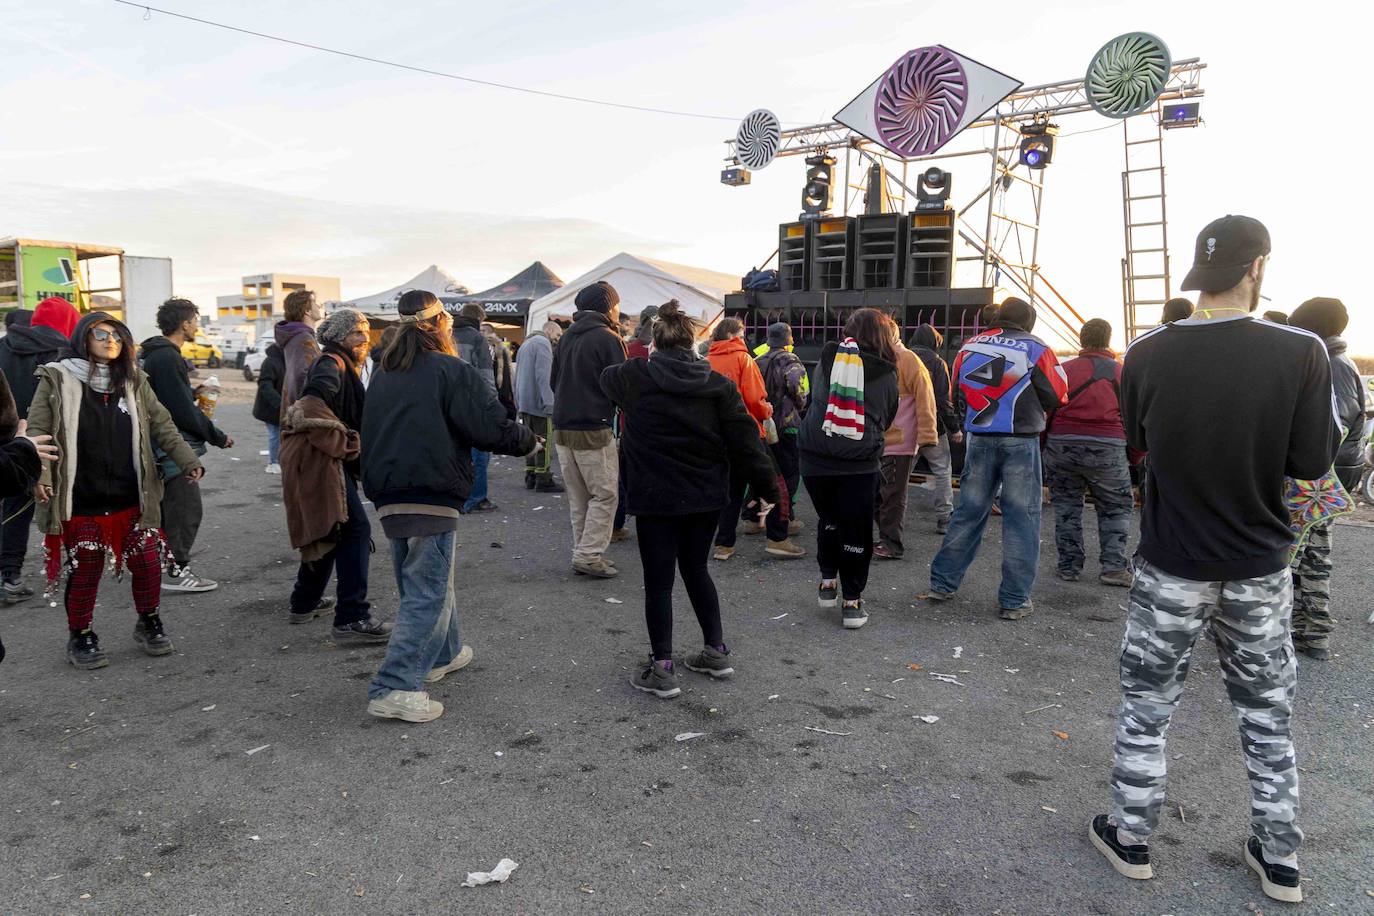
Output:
top-left (89, 328), bottom-right (121, 343)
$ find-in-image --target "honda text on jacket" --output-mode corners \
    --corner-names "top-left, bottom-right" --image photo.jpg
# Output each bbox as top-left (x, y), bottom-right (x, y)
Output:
top-left (952, 327), bottom-right (1067, 436)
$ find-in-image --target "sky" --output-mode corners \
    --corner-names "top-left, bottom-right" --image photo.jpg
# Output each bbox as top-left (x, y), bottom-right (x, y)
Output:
top-left (0, 0), bottom-right (1366, 351)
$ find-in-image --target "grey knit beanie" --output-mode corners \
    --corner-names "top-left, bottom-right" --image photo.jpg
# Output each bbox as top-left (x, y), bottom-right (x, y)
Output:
top-left (317, 307), bottom-right (367, 346)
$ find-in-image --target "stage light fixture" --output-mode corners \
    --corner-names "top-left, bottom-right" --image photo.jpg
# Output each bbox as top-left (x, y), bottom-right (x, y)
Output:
top-left (1162, 101), bottom-right (1201, 129)
top-left (800, 153), bottom-right (836, 219)
top-left (1018, 122), bottom-right (1057, 170)
top-left (915, 167), bottom-right (953, 210)
top-left (721, 166), bottom-right (752, 186)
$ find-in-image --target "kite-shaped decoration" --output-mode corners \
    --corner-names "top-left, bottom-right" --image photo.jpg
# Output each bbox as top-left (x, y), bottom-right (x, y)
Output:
top-left (1284, 470), bottom-right (1354, 562)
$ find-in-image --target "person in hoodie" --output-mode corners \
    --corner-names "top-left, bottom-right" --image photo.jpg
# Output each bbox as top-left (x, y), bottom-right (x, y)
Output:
top-left (362, 291), bottom-right (536, 723)
top-left (139, 299), bottom-right (233, 594)
top-left (601, 300), bottom-right (778, 698)
top-left (927, 297), bottom-right (1067, 620)
top-left (451, 303), bottom-right (498, 513)
top-left (1286, 296), bottom-right (1364, 660)
top-left (0, 295), bottom-right (80, 602)
top-left (907, 325), bottom-right (961, 534)
top-left (746, 321), bottom-right (809, 553)
top-left (706, 318), bottom-right (783, 560)
top-left (253, 341), bottom-right (285, 474)
top-left (276, 288), bottom-right (325, 409)
top-left (0, 371), bottom-right (59, 664)
top-left (873, 318), bottom-right (939, 560)
top-left (799, 308), bottom-right (900, 630)
top-left (28, 312), bottom-right (203, 670)
top-left (1043, 318), bottom-right (1134, 588)
top-left (515, 320), bottom-right (564, 492)
top-left (550, 282), bottom-right (627, 578)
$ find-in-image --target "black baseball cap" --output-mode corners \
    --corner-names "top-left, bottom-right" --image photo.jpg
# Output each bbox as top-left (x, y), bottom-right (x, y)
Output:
top-left (1181, 215), bottom-right (1271, 293)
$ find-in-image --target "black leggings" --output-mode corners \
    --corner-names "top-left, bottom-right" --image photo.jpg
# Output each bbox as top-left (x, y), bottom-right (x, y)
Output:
top-left (803, 472), bottom-right (877, 601)
top-left (636, 511), bottom-right (722, 660)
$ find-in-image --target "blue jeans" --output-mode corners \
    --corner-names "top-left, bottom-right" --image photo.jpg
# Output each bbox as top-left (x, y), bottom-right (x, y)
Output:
top-left (266, 422), bottom-right (280, 464)
top-left (368, 531), bottom-right (463, 699)
top-left (930, 434), bottom-right (1042, 608)
top-left (464, 449), bottom-right (490, 511)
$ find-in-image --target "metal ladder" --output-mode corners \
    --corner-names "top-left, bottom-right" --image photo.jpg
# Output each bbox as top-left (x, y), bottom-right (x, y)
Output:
top-left (1120, 105), bottom-right (1171, 342)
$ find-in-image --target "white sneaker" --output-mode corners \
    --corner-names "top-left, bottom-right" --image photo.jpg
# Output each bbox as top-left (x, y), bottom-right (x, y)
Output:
top-left (424, 645), bottom-right (473, 684)
top-left (367, 690), bottom-right (444, 723)
top-left (163, 567), bottom-right (219, 593)
top-left (264, 463), bottom-right (281, 475)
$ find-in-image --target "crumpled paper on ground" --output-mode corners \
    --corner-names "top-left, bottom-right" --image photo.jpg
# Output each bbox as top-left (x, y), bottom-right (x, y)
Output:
top-left (462, 858), bottom-right (519, 888)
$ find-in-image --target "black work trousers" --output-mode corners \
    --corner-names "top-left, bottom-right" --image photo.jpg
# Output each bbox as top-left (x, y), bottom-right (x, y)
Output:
top-left (160, 473), bottom-right (203, 570)
top-left (0, 493), bottom-right (35, 580)
top-left (803, 472), bottom-right (878, 601)
top-left (636, 511), bottom-right (722, 660)
top-left (289, 475), bottom-right (372, 627)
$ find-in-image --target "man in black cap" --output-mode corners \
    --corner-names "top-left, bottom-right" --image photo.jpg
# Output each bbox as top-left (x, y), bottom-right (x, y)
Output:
top-left (550, 281), bottom-right (626, 577)
top-left (1089, 215), bottom-right (1339, 905)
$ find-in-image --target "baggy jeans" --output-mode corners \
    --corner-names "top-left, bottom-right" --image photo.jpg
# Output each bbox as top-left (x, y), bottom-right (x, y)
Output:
top-left (1110, 559), bottom-right (1301, 859)
top-left (555, 440), bottom-right (619, 565)
top-left (368, 530), bottom-right (463, 699)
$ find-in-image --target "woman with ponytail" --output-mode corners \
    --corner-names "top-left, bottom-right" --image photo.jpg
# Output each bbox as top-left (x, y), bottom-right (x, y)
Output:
top-left (600, 301), bottom-right (778, 698)
top-left (360, 290), bottom-right (535, 723)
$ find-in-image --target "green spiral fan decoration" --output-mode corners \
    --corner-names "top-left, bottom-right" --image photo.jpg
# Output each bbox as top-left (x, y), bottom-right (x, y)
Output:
top-left (1085, 33), bottom-right (1171, 118)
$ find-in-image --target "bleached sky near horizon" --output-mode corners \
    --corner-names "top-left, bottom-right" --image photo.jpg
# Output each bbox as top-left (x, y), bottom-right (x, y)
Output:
top-left (0, 0), bottom-right (1366, 350)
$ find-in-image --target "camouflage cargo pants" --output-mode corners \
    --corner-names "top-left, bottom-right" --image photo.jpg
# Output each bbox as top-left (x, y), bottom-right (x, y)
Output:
top-left (1290, 520), bottom-right (1333, 650)
top-left (1110, 559), bottom-right (1302, 858)
top-left (1043, 439), bottom-right (1133, 575)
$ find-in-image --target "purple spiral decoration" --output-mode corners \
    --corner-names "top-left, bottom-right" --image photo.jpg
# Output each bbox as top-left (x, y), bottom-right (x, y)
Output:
top-left (874, 47), bottom-right (968, 158)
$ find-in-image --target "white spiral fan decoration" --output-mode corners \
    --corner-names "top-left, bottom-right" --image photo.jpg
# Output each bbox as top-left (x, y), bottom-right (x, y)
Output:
top-left (735, 109), bottom-right (782, 170)
top-left (1085, 32), bottom-right (1172, 118)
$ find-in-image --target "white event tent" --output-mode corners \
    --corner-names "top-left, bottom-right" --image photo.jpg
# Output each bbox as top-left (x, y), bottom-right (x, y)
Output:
top-left (342, 265), bottom-right (468, 319)
top-left (524, 253), bottom-right (737, 334)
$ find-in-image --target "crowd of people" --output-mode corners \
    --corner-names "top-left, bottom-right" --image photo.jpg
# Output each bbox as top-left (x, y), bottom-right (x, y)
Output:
top-left (0, 213), bottom-right (1361, 905)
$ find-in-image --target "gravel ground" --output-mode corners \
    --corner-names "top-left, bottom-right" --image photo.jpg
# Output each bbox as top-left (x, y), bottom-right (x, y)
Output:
top-left (2, 403), bottom-right (1371, 915)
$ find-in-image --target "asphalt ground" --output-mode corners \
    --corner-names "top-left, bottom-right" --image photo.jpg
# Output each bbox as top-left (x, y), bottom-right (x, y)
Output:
top-left (2, 402), bottom-right (1372, 915)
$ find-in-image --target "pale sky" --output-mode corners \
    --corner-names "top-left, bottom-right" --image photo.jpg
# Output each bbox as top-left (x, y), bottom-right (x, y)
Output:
top-left (1, 0), bottom-right (1366, 351)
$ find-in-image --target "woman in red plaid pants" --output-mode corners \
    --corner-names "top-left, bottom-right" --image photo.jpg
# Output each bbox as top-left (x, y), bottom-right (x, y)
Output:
top-left (27, 312), bottom-right (205, 670)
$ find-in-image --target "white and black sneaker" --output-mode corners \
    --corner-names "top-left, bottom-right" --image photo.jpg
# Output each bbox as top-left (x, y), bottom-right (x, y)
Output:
top-left (163, 566), bottom-right (218, 593)
top-left (331, 617), bottom-right (394, 645)
top-left (1089, 814), bottom-right (1152, 880)
top-left (2, 576), bottom-right (34, 604)
top-left (841, 599), bottom-right (868, 629)
top-left (817, 580), bottom-right (838, 608)
top-left (1244, 836), bottom-right (1301, 903)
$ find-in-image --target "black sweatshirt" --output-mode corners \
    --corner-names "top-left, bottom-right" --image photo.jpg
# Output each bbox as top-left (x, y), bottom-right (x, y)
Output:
top-left (139, 336), bottom-right (228, 449)
top-left (1121, 316), bottom-right (1340, 581)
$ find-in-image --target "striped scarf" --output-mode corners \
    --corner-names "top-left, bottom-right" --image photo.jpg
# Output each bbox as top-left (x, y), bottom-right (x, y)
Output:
top-left (821, 338), bottom-right (865, 440)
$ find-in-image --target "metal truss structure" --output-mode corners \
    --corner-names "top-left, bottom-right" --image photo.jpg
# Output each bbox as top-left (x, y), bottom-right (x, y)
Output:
top-left (724, 59), bottom-right (1206, 347)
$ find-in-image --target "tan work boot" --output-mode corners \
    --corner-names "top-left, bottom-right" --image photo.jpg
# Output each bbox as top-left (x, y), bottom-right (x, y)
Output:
top-left (573, 557), bottom-right (619, 578)
top-left (741, 521), bottom-right (764, 536)
top-left (713, 545), bottom-right (735, 561)
top-left (764, 538), bottom-right (806, 559)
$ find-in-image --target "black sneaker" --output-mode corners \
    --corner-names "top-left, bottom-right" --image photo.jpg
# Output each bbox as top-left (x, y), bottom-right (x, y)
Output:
top-left (288, 596), bottom-right (337, 624)
top-left (1088, 814), bottom-right (1152, 880)
top-left (2, 576), bottom-right (34, 604)
top-left (1057, 569), bottom-right (1081, 582)
top-left (935, 518), bottom-right (949, 535)
top-left (67, 630), bottom-right (108, 670)
top-left (1293, 638), bottom-right (1330, 660)
top-left (535, 477), bottom-right (564, 493)
top-left (1244, 836), bottom-right (1302, 903)
top-left (841, 600), bottom-right (869, 629)
top-left (630, 658), bottom-right (680, 698)
top-left (133, 613), bottom-right (174, 656)
top-left (468, 499), bottom-right (498, 513)
top-left (524, 472), bottom-right (536, 490)
top-left (684, 645), bottom-right (734, 679)
top-left (331, 617), bottom-right (394, 645)
top-left (818, 581), bottom-right (838, 608)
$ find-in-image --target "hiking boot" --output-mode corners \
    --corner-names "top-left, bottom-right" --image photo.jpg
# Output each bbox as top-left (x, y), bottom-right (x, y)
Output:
top-left (1057, 569), bottom-right (1081, 582)
top-left (630, 658), bottom-right (680, 698)
top-left (66, 629), bottom-right (108, 670)
top-left (524, 472), bottom-right (536, 490)
top-left (764, 538), bottom-right (806, 559)
top-left (535, 477), bottom-right (565, 493)
top-left (1294, 638), bottom-right (1330, 660)
top-left (331, 617), bottom-right (394, 645)
top-left (424, 645), bottom-right (474, 684)
top-left (712, 545), bottom-right (735, 561)
top-left (132, 613), bottom-right (173, 656)
top-left (684, 645), bottom-right (734, 679)
top-left (2, 576), bottom-right (34, 604)
top-left (741, 521), bottom-right (764, 536)
top-left (1244, 836), bottom-right (1302, 903)
top-left (788, 519), bottom-right (803, 534)
top-left (1100, 569), bottom-right (1133, 588)
top-left (572, 558), bottom-right (618, 578)
top-left (999, 600), bottom-right (1033, 621)
top-left (610, 527), bottom-right (632, 543)
top-left (873, 543), bottom-right (901, 560)
top-left (935, 518), bottom-right (948, 535)
top-left (925, 589), bottom-right (955, 602)
top-left (841, 599), bottom-right (868, 629)
top-left (1088, 815), bottom-right (1152, 880)
top-left (467, 499), bottom-right (498, 513)
top-left (367, 689), bottom-right (444, 723)
top-left (818, 581), bottom-right (838, 608)
top-left (163, 566), bottom-right (218, 593)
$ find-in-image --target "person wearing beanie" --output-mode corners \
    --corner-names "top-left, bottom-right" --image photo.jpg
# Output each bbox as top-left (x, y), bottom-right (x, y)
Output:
top-left (361, 290), bottom-right (536, 722)
top-left (907, 324), bottom-right (960, 533)
top-left (550, 281), bottom-right (627, 577)
top-left (281, 307), bottom-right (393, 645)
top-left (4, 309), bottom-right (32, 329)
top-left (0, 296), bottom-right (81, 602)
top-left (928, 296), bottom-right (1068, 619)
top-left (625, 304), bottom-right (660, 360)
top-left (1285, 296), bottom-right (1363, 660)
top-left (452, 303), bottom-right (498, 513)
top-left (747, 322), bottom-right (809, 550)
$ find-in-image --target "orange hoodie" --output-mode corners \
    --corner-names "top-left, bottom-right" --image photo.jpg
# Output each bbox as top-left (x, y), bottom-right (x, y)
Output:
top-left (707, 336), bottom-right (772, 437)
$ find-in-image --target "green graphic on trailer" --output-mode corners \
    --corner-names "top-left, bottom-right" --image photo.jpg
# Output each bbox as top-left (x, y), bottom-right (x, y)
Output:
top-left (20, 245), bottom-right (78, 310)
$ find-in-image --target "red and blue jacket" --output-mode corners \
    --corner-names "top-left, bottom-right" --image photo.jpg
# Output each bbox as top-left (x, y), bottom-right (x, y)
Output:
top-left (952, 326), bottom-right (1067, 436)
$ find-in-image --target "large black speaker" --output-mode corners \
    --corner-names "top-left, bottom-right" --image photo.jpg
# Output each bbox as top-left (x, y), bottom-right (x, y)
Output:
top-left (906, 210), bottom-right (955, 289)
top-left (807, 217), bottom-right (856, 292)
top-left (855, 213), bottom-right (908, 290)
top-left (777, 222), bottom-right (810, 292)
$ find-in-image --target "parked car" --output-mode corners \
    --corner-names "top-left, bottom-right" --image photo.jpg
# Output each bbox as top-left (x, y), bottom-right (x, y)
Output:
top-left (182, 331), bottom-right (223, 368)
top-left (242, 342), bottom-right (270, 380)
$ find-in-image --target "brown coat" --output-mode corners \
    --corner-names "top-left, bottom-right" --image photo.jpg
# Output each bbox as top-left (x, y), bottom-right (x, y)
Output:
top-left (280, 395), bottom-right (359, 560)
top-left (883, 344), bottom-right (939, 455)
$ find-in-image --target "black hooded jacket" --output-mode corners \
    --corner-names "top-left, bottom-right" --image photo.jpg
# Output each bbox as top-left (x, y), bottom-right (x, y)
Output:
top-left (1325, 335), bottom-right (1367, 488)
top-left (252, 344), bottom-right (285, 425)
top-left (600, 348), bottom-right (778, 516)
top-left (798, 341), bottom-right (899, 476)
top-left (909, 327), bottom-right (958, 437)
top-left (0, 323), bottom-right (71, 419)
top-left (552, 310), bottom-right (627, 432)
top-left (139, 336), bottom-right (228, 450)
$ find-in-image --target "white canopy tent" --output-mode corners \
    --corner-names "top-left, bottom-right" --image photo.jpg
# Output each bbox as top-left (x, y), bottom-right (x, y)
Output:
top-left (341, 265), bottom-right (468, 319)
top-left (524, 253), bottom-right (737, 334)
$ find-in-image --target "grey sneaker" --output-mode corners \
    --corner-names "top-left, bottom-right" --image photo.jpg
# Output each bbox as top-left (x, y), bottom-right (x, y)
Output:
top-left (684, 645), bottom-right (734, 678)
top-left (424, 645), bottom-right (474, 684)
top-left (367, 689), bottom-right (444, 723)
top-left (331, 617), bottom-right (394, 645)
top-left (1099, 569), bottom-right (1133, 588)
top-left (132, 613), bottom-right (173, 656)
top-left (162, 566), bottom-right (218, 593)
top-left (1057, 569), bottom-right (1081, 582)
top-left (630, 658), bottom-right (680, 698)
top-left (841, 600), bottom-right (868, 629)
top-left (999, 600), bottom-right (1033, 621)
top-left (818, 580), bottom-right (838, 608)
top-left (2, 577), bottom-right (34, 604)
